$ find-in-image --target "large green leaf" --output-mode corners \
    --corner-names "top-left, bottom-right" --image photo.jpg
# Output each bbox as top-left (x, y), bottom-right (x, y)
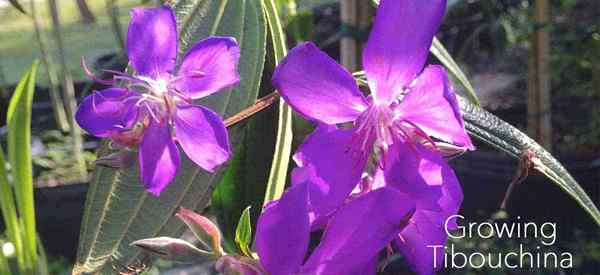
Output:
top-left (72, 1), bottom-right (266, 274)
top-left (458, 96), bottom-right (600, 227)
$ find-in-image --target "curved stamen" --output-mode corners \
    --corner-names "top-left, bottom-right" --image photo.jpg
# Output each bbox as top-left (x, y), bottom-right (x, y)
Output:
top-left (398, 119), bottom-right (438, 150)
top-left (81, 57), bottom-right (114, 85)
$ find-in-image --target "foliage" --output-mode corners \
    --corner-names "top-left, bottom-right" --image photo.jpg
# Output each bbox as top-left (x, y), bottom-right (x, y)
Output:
top-left (0, 61), bottom-right (48, 274)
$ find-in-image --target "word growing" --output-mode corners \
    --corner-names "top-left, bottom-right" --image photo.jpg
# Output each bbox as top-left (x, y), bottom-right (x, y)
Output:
top-left (446, 215), bottom-right (557, 245)
top-left (427, 215), bottom-right (573, 270)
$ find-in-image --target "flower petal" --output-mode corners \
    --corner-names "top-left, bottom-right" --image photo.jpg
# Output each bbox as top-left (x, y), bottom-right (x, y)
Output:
top-left (301, 187), bottom-right (415, 275)
top-left (395, 65), bottom-right (474, 150)
top-left (396, 210), bottom-right (448, 275)
top-left (383, 142), bottom-right (448, 211)
top-left (363, 0), bottom-right (446, 105)
top-left (75, 88), bottom-right (140, 137)
top-left (273, 42), bottom-right (368, 124)
top-left (174, 37), bottom-right (241, 99)
top-left (174, 104), bottom-right (230, 172)
top-left (255, 183), bottom-right (310, 275)
top-left (127, 5), bottom-right (177, 77)
top-left (139, 120), bottom-right (180, 196)
top-left (292, 124), bottom-right (367, 228)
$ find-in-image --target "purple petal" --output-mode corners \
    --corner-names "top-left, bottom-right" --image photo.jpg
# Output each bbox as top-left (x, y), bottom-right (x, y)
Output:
top-left (173, 104), bottom-right (230, 172)
top-left (301, 187), bottom-right (415, 275)
top-left (292, 124), bottom-right (367, 228)
top-left (396, 210), bottom-right (448, 275)
top-left (348, 257), bottom-right (378, 275)
top-left (395, 65), bottom-right (474, 149)
top-left (363, 0), bottom-right (446, 105)
top-left (255, 183), bottom-right (310, 275)
top-left (383, 142), bottom-right (447, 211)
top-left (127, 5), bottom-right (177, 77)
top-left (273, 42), bottom-right (368, 124)
top-left (75, 88), bottom-right (140, 137)
top-left (139, 120), bottom-right (180, 196)
top-left (174, 37), bottom-right (241, 99)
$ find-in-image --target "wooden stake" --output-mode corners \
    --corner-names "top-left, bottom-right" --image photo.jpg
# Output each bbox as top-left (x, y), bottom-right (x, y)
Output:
top-left (341, 0), bottom-right (358, 70)
top-left (527, 0), bottom-right (552, 151)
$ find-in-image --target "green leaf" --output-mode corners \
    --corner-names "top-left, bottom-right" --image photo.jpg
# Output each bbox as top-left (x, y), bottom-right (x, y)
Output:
top-left (263, 0), bottom-right (293, 205)
top-left (212, 105), bottom-right (275, 252)
top-left (430, 37), bottom-right (481, 107)
top-left (72, 1), bottom-right (266, 274)
top-left (457, 96), bottom-right (600, 227)
top-left (6, 61), bottom-right (39, 273)
top-left (8, 0), bottom-right (27, 14)
top-left (235, 206), bottom-right (252, 256)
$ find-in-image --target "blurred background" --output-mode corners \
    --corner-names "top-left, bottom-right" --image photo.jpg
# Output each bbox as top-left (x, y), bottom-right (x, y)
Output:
top-left (0, 0), bottom-right (598, 274)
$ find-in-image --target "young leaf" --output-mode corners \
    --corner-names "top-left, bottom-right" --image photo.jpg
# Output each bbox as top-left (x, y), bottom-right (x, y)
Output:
top-left (235, 206), bottom-right (252, 256)
top-left (6, 61), bottom-right (39, 273)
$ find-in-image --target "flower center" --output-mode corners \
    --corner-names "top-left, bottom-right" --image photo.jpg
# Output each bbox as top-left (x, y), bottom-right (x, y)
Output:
top-left (352, 105), bottom-right (399, 153)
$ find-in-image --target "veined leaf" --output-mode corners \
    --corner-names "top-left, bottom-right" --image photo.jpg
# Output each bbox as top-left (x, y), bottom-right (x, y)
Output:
top-left (6, 61), bottom-right (39, 273)
top-left (457, 96), bottom-right (600, 227)
top-left (72, 1), bottom-right (266, 274)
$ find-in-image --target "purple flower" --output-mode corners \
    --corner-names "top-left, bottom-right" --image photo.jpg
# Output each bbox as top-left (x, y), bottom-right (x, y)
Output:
top-left (273, 0), bottom-right (473, 158)
top-left (75, 6), bottom-right (240, 195)
top-left (270, 0), bottom-right (473, 274)
top-left (255, 181), bottom-right (415, 275)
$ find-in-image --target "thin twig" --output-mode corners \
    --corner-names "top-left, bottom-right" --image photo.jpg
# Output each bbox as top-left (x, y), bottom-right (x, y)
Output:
top-left (224, 91), bottom-right (280, 128)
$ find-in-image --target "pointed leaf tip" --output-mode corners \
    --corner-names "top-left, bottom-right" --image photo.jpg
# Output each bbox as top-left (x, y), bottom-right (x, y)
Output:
top-left (235, 206), bottom-right (252, 256)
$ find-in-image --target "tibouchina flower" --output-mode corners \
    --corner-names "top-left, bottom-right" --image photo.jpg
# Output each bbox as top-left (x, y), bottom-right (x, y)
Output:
top-left (272, 0), bottom-right (473, 274)
top-left (273, 0), bottom-right (473, 159)
top-left (255, 181), bottom-right (416, 275)
top-left (75, 6), bottom-right (240, 195)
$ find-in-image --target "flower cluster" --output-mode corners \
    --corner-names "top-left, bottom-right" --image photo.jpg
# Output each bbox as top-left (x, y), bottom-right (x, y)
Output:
top-left (75, 6), bottom-right (240, 195)
top-left (254, 0), bottom-right (473, 274)
top-left (81, 1), bottom-right (475, 274)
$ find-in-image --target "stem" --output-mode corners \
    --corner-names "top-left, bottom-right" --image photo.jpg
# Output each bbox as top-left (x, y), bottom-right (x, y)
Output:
top-left (261, 0), bottom-right (293, 205)
top-left (224, 92), bottom-right (279, 128)
top-left (31, 0), bottom-right (70, 132)
top-left (48, 0), bottom-right (88, 182)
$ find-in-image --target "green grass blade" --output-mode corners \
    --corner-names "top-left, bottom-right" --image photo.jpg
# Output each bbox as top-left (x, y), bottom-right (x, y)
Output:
top-left (0, 147), bottom-right (25, 273)
top-left (458, 96), bottom-right (600, 227)
top-left (7, 62), bottom-right (38, 269)
top-left (430, 37), bottom-right (481, 107)
top-left (0, 246), bottom-right (9, 275)
top-left (6, 61), bottom-right (39, 273)
top-left (262, 0), bottom-right (293, 205)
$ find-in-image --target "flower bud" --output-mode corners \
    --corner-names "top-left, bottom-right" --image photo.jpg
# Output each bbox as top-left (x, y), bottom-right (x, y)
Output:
top-left (130, 236), bottom-right (214, 263)
top-left (215, 255), bottom-right (265, 275)
top-left (176, 207), bottom-right (225, 257)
